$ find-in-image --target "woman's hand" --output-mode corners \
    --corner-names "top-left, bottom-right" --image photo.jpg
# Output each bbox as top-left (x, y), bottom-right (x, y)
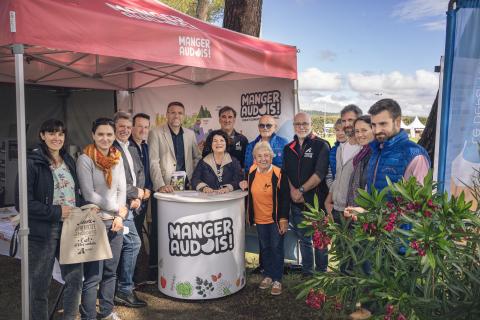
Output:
top-left (239, 180), bottom-right (248, 191)
top-left (279, 219), bottom-right (289, 235)
top-left (202, 187), bottom-right (214, 193)
top-left (118, 206), bottom-right (128, 219)
top-left (216, 187), bottom-right (230, 194)
top-left (111, 216), bottom-right (123, 232)
top-left (61, 206), bottom-right (73, 219)
top-left (344, 206), bottom-right (364, 221)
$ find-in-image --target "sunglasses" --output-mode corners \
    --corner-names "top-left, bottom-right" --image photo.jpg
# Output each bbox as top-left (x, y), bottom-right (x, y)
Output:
top-left (258, 123), bottom-right (273, 129)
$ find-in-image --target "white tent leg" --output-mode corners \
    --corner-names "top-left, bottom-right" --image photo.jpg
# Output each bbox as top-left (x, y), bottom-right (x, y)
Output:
top-left (294, 79), bottom-right (299, 113)
top-left (13, 43), bottom-right (30, 320)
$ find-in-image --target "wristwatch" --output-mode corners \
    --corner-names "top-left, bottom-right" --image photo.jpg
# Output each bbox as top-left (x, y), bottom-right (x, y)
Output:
top-left (299, 186), bottom-right (305, 194)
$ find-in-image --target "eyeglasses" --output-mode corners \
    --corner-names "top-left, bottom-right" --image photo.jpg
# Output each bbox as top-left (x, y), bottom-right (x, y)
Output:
top-left (293, 122), bottom-right (310, 127)
top-left (258, 123), bottom-right (273, 129)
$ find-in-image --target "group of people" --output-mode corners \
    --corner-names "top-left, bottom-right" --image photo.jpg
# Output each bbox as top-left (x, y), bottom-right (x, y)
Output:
top-left (20, 98), bottom-right (430, 319)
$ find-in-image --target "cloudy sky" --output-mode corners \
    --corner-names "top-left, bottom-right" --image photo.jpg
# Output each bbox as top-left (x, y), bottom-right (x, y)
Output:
top-left (262, 0), bottom-right (448, 116)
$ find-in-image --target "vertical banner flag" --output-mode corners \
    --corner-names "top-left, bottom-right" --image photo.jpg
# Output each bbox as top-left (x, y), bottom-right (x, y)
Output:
top-left (444, 2), bottom-right (480, 209)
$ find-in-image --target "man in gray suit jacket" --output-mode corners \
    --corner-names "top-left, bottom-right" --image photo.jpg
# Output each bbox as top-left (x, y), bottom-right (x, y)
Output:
top-left (112, 111), bottom-right (148, 308)
top-left (148, 101), bottom-right (201, 193)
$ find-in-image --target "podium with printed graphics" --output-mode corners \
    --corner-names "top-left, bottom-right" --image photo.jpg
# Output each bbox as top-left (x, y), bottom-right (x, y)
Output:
top-left (154, 190), bottom-right (247, 300)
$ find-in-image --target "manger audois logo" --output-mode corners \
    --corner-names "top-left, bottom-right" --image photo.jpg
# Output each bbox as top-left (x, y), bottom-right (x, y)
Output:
top-left (168, 218), bottom-right (234, 257)
top-left (240, 90), bottom-right (281, 120)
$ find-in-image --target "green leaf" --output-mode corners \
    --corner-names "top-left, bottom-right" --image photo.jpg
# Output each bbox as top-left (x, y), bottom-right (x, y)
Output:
top-left (426, 250), bottom-right (435, 270)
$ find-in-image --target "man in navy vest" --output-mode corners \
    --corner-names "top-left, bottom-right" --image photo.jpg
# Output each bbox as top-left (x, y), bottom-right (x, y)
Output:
top-left (367, 98), bottom-right (430, 191)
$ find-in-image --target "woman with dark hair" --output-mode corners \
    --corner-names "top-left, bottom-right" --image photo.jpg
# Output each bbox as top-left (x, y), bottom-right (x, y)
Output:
top-left (191, 129), bottom-right (245, 193)
top-left (76, 118), bottom-right (127, 320)
top-left (17, 119), bottom-right (85, 320)
top-left (345, 115), bottom-right (374, 208)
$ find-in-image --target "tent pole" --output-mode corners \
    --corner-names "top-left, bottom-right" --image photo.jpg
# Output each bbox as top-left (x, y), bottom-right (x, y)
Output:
top-left (13, 43), bottom-right (30, 320)
top-left (294, 79), bottom-right (299, 114)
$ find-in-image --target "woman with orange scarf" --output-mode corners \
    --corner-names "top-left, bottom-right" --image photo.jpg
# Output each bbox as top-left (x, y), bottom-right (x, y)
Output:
top-left (76, 118), bottom-right (128, 320)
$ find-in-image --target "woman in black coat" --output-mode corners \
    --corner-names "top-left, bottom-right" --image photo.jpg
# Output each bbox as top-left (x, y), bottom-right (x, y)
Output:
top-left (191, 130), bottom-right (245, 193)
top-left (16, 119), bottom-right (85, 320)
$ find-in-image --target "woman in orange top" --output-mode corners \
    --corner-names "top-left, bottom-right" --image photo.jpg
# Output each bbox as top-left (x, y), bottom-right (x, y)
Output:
top-left (246, 141), bottom-right (290, 295)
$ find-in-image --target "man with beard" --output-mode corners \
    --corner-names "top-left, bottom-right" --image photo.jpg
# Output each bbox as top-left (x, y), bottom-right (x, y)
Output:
top-left (283, 112), bottom-right (330, 276)
top-left (366, 99), bottom-right (430, 190)
top-left (325, 105), bottom-right (363, 224)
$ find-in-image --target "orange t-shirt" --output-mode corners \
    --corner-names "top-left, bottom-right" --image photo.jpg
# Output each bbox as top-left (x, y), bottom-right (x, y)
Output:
top-left (251, 167), bottom-right (279, 224)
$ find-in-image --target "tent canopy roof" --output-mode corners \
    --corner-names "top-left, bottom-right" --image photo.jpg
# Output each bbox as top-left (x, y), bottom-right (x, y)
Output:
top-left (408, 116), bottom-right (426, 129)
top-left (0, 0), bottom-right (297, 90)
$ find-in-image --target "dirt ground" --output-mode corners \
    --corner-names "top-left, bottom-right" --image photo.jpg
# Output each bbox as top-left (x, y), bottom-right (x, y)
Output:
top-left (0, 254), bottom-right (336, 320)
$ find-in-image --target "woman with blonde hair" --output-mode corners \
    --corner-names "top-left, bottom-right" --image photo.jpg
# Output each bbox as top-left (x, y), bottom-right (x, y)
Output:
top-left (246, 141), bottom-right (290, 295)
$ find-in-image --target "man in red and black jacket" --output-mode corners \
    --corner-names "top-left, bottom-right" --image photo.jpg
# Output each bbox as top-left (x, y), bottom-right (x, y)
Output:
top-left (283, 112), bottom-right (330, 276)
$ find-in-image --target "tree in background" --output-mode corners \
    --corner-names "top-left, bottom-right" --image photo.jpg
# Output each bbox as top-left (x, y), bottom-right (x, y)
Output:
top-left (223, 0), bottom-right (263, 37)
top-left (160, 0), bottom-right (224, 22)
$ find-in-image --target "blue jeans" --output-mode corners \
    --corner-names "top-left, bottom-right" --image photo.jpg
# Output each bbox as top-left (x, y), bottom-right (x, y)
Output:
top-left (29, 224), bottom-right (83, 320)
top-left (80, 220), bottom-right (123, 320)
top-left (290, 205), bottom-right (328, 274)
top-left (256, 223), bottom-right (284, 282)
top-left (117, 215), bottom-right (141, 294)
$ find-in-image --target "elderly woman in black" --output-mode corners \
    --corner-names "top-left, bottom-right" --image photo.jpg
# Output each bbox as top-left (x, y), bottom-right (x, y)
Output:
top-left (17, 119), bottom-right (85, 320)
top-left (191, 129), bottom-right (245, 193)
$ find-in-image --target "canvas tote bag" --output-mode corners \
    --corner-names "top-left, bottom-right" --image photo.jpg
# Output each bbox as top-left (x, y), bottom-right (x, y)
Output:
top-left (59, 204), bottom-right (112, 264)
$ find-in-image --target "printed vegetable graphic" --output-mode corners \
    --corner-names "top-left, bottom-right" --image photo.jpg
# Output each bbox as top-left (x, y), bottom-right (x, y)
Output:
top-left (175, 282), bottom-right (193, 298)
top-left (211, 272), bottom-right (222, 282)
top-left (160, 276), bottom-right (167, 289)
top-left (195, 276), bottom-right (214, 298)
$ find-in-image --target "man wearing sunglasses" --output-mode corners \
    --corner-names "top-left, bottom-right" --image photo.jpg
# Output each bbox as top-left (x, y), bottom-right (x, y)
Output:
top-left (244, 115), bottom-right (288, 175)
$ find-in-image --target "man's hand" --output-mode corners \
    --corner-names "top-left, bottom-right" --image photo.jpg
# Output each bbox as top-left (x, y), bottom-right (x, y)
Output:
top-left (344, 206), bottom-right (364, 222)
top-left (143, 189), bottom-right (151, 200)
top-left (290, 187), bottom-right (304, 203)
top-left (111, 216), bottom-right (123, 232)
top-left (217, 187), bottom-right (230, 194)
top-left (130, 199), bottom-right (141, 209)
top-left (137, 188), bottom-right (145, 199)
top-left (61, 206), bottom-right (73, 219)
top-left (279, 219), bottom-right (289, 235)
top-left (159, 185), bottom-right (175, 193)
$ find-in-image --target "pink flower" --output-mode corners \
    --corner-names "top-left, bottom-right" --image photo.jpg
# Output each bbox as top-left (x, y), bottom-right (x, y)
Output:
top-left (386, 202), bottom-right (395, 209)
top-left (386, 304), bottom-right (395, 315)
top-left (423, 210), bottom-right (432, 218)
top-left (427, 199), bottom-right (435, 208)
top-left (397, 313), bottom-right (407, 320)
top-left (362, 223), bottom-right (369, 232)
top-left (384, 223), bottom-right (394, 232)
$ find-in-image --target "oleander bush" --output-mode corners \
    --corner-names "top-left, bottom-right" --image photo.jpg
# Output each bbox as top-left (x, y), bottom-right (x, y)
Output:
top-left (297, 172), bottom-right (480, 320)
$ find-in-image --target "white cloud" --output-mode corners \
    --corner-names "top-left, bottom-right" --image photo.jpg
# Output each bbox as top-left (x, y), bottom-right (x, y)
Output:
top-left (392, 0), bottom-right (448, 31)
top-left (299, 69), bottom-right (439, 116)
top-left (392, 0), bottom-right (447, 21)
top-left (298, 67), bottom-right (342, 91)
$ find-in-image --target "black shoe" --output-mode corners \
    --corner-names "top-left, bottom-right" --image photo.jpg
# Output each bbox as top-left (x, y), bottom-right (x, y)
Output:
top-left (250, 266), bottom-right (264, 275)
top-left (114, 291), bottom-right (147, 308)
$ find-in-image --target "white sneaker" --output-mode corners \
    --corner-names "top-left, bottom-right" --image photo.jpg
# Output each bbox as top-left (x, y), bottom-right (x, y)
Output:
top-left (100, 312), bottom-right (122, 320)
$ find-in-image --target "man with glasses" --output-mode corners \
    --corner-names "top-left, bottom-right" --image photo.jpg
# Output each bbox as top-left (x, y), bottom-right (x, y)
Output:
top-left (283, 112), bottom-right (330, 276)
top-left (202, 106), bottom-right (248, 169)
top-left (244, 115), bottom-right (288, 174)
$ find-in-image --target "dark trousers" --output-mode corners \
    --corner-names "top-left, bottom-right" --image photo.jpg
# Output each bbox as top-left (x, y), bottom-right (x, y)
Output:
top-left (29, 224), bottom-right (83, 320)
top-left (256, 223), bottom-right (285, 282)
top-left (290, 205), bottom-right (328, 274)
top-left (80, 220), bottom-right (123, 320)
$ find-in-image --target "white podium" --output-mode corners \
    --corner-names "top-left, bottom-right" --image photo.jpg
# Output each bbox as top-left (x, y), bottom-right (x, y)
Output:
top-left (154, 190), bottom-right (247, 300)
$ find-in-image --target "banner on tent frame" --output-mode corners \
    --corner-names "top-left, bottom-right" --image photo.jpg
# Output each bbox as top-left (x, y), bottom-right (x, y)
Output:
top-left (117, 78), bottom-right (296, 142)
top-left (444, 7), bottom-right (480, 210)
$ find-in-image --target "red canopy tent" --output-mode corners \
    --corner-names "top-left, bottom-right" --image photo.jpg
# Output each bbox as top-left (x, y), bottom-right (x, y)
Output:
top-left (0, 1), bottom-right (297, 318)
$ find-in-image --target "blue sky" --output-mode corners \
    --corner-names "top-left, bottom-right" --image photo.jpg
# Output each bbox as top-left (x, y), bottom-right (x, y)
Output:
top-left (261, 0), bottom-right (449, 115)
